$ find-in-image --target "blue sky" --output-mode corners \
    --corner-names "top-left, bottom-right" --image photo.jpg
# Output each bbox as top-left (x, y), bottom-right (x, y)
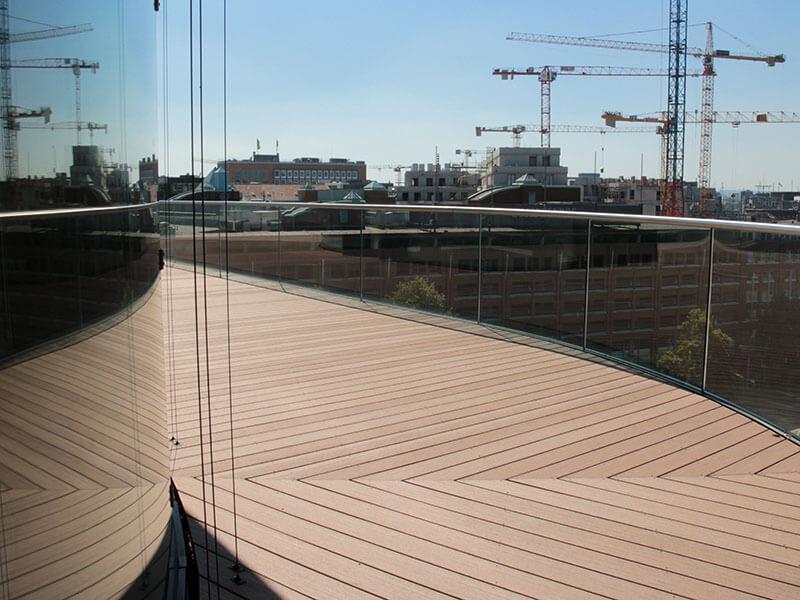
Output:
top-left (10, 1), bottom-right (800, 191)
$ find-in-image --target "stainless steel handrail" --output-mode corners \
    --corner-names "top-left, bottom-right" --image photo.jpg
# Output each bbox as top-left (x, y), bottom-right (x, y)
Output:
top-left (161, 199), bottom-right (800, 236)
top-left (0, 201), bottom-right (160, 220)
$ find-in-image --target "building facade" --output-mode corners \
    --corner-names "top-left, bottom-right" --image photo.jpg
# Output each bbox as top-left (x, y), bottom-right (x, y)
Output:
top-left (481, 147), bottom-right (569, 189)
top-left (395, 163), bottom-right (478, 205)
top-left (222, 153), bottom-right (367, 186)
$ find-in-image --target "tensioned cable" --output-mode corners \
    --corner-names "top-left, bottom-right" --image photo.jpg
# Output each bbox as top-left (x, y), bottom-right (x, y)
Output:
top-left (188, 1), bottom-right (212, 597)
top-left (117, 0), bottom-right (148, 580)
top-left (197, 0), bottom-right (223, 590)
top-left (712, 22), bottom-right (769, 58)
top-left (585, 22), bottom-right (707, 40)
top-left (162, 0), bottom-right (181, 471)
top-left (222, 0), bottom-right (244, 577)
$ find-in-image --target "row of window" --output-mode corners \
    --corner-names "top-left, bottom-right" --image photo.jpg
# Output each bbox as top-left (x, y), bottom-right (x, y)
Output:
top-left (233, 168), bottom-right (359, 184)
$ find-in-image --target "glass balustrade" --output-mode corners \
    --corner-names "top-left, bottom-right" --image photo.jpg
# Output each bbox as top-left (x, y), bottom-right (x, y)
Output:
top-left (163, 200), bottom-right (800, 438)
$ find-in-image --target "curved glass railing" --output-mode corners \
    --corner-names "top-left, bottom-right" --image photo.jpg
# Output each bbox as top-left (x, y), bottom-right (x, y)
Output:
top-left (1, 203), bottom-right (161, 362)
top-left (0, 204), bottom-right (172, 598)
top-left (163, 200), bottom-right (800, 439)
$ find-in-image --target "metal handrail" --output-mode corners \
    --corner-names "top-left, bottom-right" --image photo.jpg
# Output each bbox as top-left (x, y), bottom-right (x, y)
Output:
top-left (0, 201), bottom-right (159, 220)
top-left (161, 199), bottom-right (800, 236)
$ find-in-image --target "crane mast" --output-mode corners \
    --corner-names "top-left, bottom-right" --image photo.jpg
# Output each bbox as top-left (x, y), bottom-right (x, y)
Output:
top-left (0, 2), bottom-right (93, 179)
top-left (662, 0), bottom-right (688, 217)
top-left (507, 15), bottom-right (784, 218)
top-left (493, 65), bottom-right (694, 149)
top-left (1, 0), bottom-right (13, 180)
top-left (697, 23), bottom-right (715, 215)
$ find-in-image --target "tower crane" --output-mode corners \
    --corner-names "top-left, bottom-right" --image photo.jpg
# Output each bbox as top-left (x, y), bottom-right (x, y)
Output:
top-left (0, 0), bottom-right (93, 179)
top-left (10, 58), bottom-right (99, 144)
top-left (604, 110), bottom-right (800, 127)
top-left (493, 65), bottom-right (698, 148)
top-left (475, 123), bottom-right (657, 147)
top-left (22, 120), bottom-right (107, 143)
top-left (454, 148), bottom-right (483, 168)
top-left (507, 20), bottom-right (784, 216)
top-left (603, 109), bottom-right (800, 215)
top-left (372, 164), bottom-right (411, 187)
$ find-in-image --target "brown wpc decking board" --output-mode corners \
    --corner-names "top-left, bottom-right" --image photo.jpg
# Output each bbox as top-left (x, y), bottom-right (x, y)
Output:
top-left (166, 266), bottom-right (800, 600)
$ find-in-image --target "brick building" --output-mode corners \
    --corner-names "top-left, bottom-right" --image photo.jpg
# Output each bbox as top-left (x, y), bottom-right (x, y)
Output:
top-left (221, 153), bottom-right (367, 186)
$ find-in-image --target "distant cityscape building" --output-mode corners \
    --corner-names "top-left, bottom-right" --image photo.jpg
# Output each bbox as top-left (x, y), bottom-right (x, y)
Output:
top-left (481, 147), bottom-right (568, 189)
top-left (395, 163), bottom-right (478, 205)
top-left (138, 154), bottom-right (158, 185)
top-left (221, 153), bottom-right (367, 185)
top-left (602, 176), bottom-right (661, 216)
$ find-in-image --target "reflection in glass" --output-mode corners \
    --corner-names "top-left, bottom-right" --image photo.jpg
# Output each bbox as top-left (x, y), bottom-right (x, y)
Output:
top-left (585, 223), bottom-right (710, 381)
top-left (480, 216), bottom-right (588, 343)
top-left (0, 3), bottom-right (170, 599)
top-left (709, 230), bottom-right (800, 431)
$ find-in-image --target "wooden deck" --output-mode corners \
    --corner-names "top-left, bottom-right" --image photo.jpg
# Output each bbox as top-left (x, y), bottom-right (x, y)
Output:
top-left (167, 266), bottom-right (800, 600)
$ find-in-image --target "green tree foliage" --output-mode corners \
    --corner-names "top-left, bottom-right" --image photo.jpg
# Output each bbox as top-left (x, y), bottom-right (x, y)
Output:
top-left (657, 308), bottom-right (741, 392)
top-left (386, 277), bottom-right (446, 312)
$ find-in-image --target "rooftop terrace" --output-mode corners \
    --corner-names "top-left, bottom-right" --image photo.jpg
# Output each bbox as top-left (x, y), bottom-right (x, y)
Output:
top-left (168, 266), bottom-right (800, 600)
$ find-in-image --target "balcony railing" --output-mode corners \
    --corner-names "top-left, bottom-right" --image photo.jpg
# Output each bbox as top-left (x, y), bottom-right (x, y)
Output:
top-left (0, 202), bottom-right (176, 599)
top-left (163, 200), bottom-right (800, 438)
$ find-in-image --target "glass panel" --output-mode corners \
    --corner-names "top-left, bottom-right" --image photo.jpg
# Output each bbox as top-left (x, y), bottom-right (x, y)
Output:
top-left (278, 205), bottom-right (363, 297)
top-left (0, 2), bottom-right (171, 598)
top-left (586, 222), bottom-right (710, 382)
top-left (480, 214), bottom-right (587, 344)
top-left (709, 230), bottom-right (800, 432)
top-left (363, 209), bottom-right (480, 320)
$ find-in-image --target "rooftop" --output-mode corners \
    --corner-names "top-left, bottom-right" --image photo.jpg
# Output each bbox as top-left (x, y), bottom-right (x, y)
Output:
top-left (168, 266), bottom-right (800, 599)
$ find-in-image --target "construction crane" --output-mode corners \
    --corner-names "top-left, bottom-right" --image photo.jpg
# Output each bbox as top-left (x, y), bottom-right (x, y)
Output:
top-left (507, 18), bottom-right (784, 216)
top-left (10, 58), bottom-right (99, 144)
top-left (372, 164), bottom-right (411, 187)
top-left (492, 65), bottom-right (693, 148)
top-left (476, 123), bottom-right (657, 147)
top-left (22, 120), bottom-right (107, 143)
top-left (664, 0), bottom-right (688, 217)
top-left (454, 148), bottom-right (483, 168)
top-left (492, 65), bottom-right (701, 149)
top-left (0, 0), bottom-right (93, 179)
top-left (604, 110), bottom-right (800, 127)
top-left (603, 108), bottom-right (800, 214)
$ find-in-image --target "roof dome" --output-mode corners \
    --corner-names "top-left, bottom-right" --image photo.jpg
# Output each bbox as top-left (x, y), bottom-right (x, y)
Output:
top-left (513, 173), bottom-right (542, 186)
top-left (343, 191), bottom-right (364, 202)
top-left (363, 180), bottom-right (387, 191)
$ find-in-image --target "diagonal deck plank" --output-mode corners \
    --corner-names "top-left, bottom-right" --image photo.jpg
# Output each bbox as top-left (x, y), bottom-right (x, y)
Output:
top-left (167, 266), bottom-right (800, 599)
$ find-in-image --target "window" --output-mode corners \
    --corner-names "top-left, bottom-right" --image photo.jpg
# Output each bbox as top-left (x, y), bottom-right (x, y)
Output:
top-left (426, 177), bottom-right (433, 186)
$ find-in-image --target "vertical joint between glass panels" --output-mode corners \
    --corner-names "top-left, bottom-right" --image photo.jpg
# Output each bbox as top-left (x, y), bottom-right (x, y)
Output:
top-left (701, 227), bottom-right (715, 392)
top-left (583, 219), bottom-right (592, 351)
top-left (359, 210), bottom-right (364, 302)
top-left (477, 214), bottom-right (483, 324)
top-left (277, 210), bottom-right (283, 283)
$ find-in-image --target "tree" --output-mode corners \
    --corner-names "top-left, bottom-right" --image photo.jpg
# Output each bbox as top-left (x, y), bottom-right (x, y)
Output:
top-left (657, 308), bottom-right (742, 393)
top-left (386, 277), bottom-right (446, 312)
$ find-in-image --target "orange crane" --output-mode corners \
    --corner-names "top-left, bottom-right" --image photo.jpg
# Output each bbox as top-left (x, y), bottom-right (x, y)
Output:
top-left (492, 65), bottom-right (692, 148)
top-left (506, 27), bottom-right (784, 215)
top-left (603, 109), bottom-right (800, 214)
top-left (475, 123), bottom-right (656, 147)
